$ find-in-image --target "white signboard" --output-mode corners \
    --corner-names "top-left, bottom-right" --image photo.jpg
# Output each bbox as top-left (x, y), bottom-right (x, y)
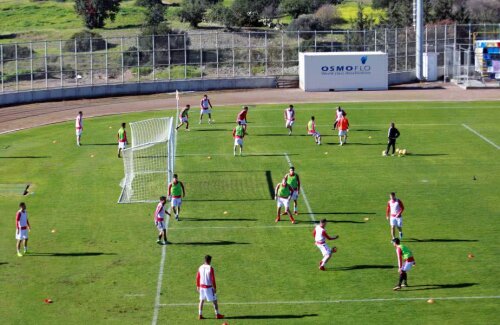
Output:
top-left (299, 52), bottom-right (388, 91)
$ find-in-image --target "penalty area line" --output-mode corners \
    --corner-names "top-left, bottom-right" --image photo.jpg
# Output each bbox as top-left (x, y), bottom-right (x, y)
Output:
top-left (159, 295), bottom-right (500, 307)
top-left (462, 124), bottom-right (499, 150)
top-left (169, 224), bottom-right (312, 231)
top-left (151, 216), bottom-right (170, 325)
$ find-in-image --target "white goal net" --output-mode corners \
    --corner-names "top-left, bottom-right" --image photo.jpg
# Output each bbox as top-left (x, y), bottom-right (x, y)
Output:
top-left (118, 117), bottom-right (176, 203)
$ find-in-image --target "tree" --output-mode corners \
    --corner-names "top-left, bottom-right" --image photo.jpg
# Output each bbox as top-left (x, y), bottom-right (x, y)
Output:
top-left (432, 0), bottom-right (454, 22)
top-left (453, 1), bottom-right (470, 24)
top-left (372, 0), bottom-right (391, 9)
top-left (178, 0), bottom-right (207, 27)
top-left (280, 0), bottom-right (343, 19)
top-left (136, 0), bottom-right (167, 30)
top-left (74, 0), bottom-right (122, 29)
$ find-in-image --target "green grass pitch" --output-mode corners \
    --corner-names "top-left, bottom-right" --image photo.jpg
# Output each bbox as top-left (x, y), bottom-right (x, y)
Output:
top-left (0, 101), bottom-right (499, 324)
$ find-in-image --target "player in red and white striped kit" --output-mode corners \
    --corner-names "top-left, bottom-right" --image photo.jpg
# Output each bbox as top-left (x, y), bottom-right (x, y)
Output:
top-left (386, 192), bottom-right (405, 240)
top-left (196, 255), bottom-right (224, 320)
top-left (284, 104), bottom-right (295, 135)
top-left (154, 196), bottom-right (170, 245)
top-left (15, 202), bottom-right (31, 257)
top-left (313, 219), bottom-right (338, 271)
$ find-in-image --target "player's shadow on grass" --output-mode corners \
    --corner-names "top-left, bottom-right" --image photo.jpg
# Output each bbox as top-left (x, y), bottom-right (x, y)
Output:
top-left (175, 240), bottom-right (249, 246)
top-left (335, 264), bottom-right (395, 271)
top-left (354, 129), bottom-right (381, 132)
top-left (226, 314), bottom-right (318, 320)
top-left (405, 238), bottom-right (478, 243)
top-left (407, 153), bottom-right (448, 157)
top-left (194, 129), bottom-right (227, 132)
top-left (245, 153), bottom-right (299, 157)
top-left (0, 156), bottom-right (51, 159)
top-left (314, 212), bottom-right (376, 215)
top-left (27, 252), bottom-right (116, 257)
top-left (256, 134), bottom-right (333, 137)
top-left (182, 217), bottom-right (258, 222)
top-left (402, 283), bottom-right (478, 291)
top-left (83, 143), bottom-right (116, 146)
top-left (0, 262), bottom-right (8, 266)
top-left (326, 142), bottom-right (384, 146)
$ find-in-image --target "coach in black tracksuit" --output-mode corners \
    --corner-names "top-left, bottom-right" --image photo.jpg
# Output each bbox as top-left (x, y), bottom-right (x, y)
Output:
top-left (386, 122), bottom-right (400, 155)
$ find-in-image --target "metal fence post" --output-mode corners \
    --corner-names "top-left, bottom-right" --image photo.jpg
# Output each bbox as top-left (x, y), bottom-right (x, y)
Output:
top-left (434, 25), bottom-right (438, 53)
top-left (184, 33), bottom-right (187, 79)
top-left (90, 37), bottom-right (93, 85)
top-left (265, 31), bottom-right (268, 75)
top-left (167, 34), bottom-right (171, 80)
top-left (330, 30), bottom-right (333, 51)
top-left (74, 38), bottom-right (78, 86)
top-left (248, 32), bottom-right (251, 76)
top-left (120, 37), bottom-right (124, 83)
top-left (444, 24), bottom-right (447, 81)
top-left (30, 42), bottom-right (33, 90)
top-left (374, 29), bottom-right (377, 51)
top-left (44, 41), bottom-right (47, 89)
top-left (216, 32), bottom-right (219, 78)
top-left (232, 32), bottom-right (235, 77)
top-left (152, 35), bottom-right (156, 81)
top-left (384, 28), bottom-right (387, 53)
top-left (405, 27), bottom-right (408, 70)
top-left (363, 29), bottom-right (366, 51)
top-left (347, 30), bottom-right (350, 51)
top-left (0, 44), bottom-right (3, 92)
top-left (314, 30), bottom-right (317, 52)
top-left (15, 43), bottom-right (18, 91)
top-left (281, 31), bottom-right (284, 76)
top-left (425, 25), bottom-right (428, 53)
top-left (136, 36), bottom-right (140, 82)
top-left (395, 28), bottom-right (398, 72)
top-left (59, 40), bottom-right (63, 88)
top-left (199, 33), bottom-right (203, 78)
top-left (105, 38), bottom-right (108, 84)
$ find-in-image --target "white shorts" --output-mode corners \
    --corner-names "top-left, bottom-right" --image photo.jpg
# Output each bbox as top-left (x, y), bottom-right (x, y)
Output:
top-left (16, 229), bottom-right (28, 240)
top-left (200, 109), bottom-right (212, 114)
top-left (291, 190), bottom-right (299, 200)
top-left (338, 130), bottom-right (347, 136)
top-left (316, 243), bottom-right (332, 257)
top-left (155, 220), bottom-right (165, 231)
top-left (76, 129), bottom-right (82, 136)
top-left (286, 120), bottom-right (295, 128)
top-left (390, 216), bottom-right (403, 228)
top-left (402, 261), bottom-right (414, 272)
top-left (171, 197), bottom-right (182, 207)
top-left (277, 197), bottom-right (290, 209)
top-left (237, 119), bottom-right (247, 125)
top-left (234, 138), bottom-right (243, 146)
top-left (118, 142), bottom-right (126, 149)
top-left (179, 116), bottom-right (188, 123)
top-left (309, 132), bottom-right (320, 137)
top-left (199, 287), bottom-right (217, 302)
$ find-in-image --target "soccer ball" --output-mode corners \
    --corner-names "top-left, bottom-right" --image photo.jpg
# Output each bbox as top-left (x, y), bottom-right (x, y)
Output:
top-left (401, 149), bottom-right (407, 156)
top-left (382, 150), bottom-right (387, 156)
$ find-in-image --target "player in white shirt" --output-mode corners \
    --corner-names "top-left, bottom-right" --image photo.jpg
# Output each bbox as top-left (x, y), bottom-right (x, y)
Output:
top-left (284, 104), bottom-right (296, 135)
top-left (332, 106), bottom-right (344, 130)
top-left (75, 111), bottom-right (83, 146)
top-left (154, 196), bottom-right (170, 245)
top-left (386, 192), bottom-right (405, 240)
top-left (15, 202), bottom-right (31, 257)
top-left (199, 94), bottom-right (213, 124)
top-left (313, 219), bottom-right (338, 271)
top-left (196, 255), bottom-right (224, 320)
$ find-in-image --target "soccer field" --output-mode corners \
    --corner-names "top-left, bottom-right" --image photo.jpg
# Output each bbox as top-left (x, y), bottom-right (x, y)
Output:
top-left (0, 101), bottom-right (499, 324)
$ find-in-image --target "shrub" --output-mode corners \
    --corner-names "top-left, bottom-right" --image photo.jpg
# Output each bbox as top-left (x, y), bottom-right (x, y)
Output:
top-left (287, 15), bottom-right (327, 39)
top-left (64, 31), bottom-right (107, 52)
top-left (74, 0), bottom-right (122, 29)
top-left (1, 44), bottom-right (33, 61)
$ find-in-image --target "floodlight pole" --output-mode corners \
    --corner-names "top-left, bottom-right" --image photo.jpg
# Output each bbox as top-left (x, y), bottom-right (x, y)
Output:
top-left (415, 0), bottom-right (424, 80)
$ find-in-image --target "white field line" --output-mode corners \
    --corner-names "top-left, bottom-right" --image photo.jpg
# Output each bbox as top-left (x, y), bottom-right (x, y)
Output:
top-left (151, 216), bottom-right (169, 325)
top-left (176, 152), bottom-right (290, 157)
top-left (284, 153), bottom-right (316, 224)
top-left (152, 101), bottom-right (181, 325)
top-left (231, 123), bottom-right (457, 128)
top-left (159, 295), bottom-right (500, 307)
top-left (462, 124), bottom-right (500, 150)
top-left (169, 224), bottom-right (312, 231)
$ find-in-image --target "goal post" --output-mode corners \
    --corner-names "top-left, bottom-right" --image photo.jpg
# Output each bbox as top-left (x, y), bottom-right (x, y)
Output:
top-left (118, 117), bottom-right (176, 203)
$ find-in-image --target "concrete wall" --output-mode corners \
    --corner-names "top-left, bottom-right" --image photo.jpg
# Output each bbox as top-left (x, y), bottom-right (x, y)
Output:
top-left (0, 77), bottom-right (277, 107)
top-left (0, 70), bottom-right (447, 106)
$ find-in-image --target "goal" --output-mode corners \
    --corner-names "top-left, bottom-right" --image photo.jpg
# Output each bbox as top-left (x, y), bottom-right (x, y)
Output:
top-left (118, 117), bottom-right (176, 203)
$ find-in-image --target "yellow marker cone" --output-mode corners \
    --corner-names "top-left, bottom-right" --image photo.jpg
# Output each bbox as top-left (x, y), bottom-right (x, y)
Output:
top-left (427, 299), bottom-right (435, 304)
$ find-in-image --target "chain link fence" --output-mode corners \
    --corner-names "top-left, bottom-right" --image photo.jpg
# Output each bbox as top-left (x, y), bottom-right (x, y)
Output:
top-left (1, 24), bottom-right (499, 93)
